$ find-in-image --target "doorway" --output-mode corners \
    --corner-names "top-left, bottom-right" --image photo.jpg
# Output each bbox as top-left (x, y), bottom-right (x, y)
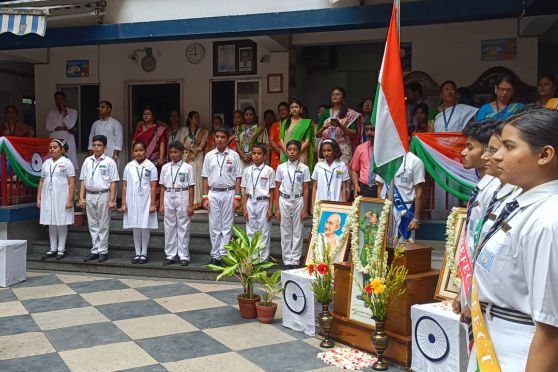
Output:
top-left (210, 79), bottom-right (262, 128)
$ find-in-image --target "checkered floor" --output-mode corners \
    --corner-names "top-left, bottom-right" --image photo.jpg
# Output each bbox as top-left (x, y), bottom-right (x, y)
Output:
top-left (0, 271), bottom-right (403, 372)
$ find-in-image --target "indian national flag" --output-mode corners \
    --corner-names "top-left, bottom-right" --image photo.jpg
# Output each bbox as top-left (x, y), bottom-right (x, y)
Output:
top-left (371, 4), bottom-right (409, 183)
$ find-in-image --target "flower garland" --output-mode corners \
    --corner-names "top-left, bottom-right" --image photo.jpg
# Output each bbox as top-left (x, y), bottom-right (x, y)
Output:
top-left (317, 348), bottom-right (377, 370)
top-left (350, 198), bottom-right (392, 275)
top-left (444, 207), bottom-right (462, 287)
top-left (309, 200), bottom-right (340, 264)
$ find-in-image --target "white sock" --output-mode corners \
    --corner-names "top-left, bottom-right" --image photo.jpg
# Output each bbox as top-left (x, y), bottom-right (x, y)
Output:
top-left (133, 229), bottom-right (142, 256)
top-left (48, 225), bottom-right (58, 252)
top-left (141, 229), bottom-right (150, 256)
top-left (56, 225), bottom-right (68, 253)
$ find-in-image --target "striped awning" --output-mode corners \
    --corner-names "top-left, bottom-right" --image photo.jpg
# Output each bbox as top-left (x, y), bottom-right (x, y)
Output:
top-left (0, 8), bottom-right (48, 37)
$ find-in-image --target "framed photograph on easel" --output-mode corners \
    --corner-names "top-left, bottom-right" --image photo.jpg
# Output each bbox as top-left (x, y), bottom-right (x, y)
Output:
top-left (435, 207), bottom-right (467, 301)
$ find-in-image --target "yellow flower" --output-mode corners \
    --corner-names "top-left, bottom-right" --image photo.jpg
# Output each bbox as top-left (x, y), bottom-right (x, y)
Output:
top-left (370, 278), bottom-right (385, 294)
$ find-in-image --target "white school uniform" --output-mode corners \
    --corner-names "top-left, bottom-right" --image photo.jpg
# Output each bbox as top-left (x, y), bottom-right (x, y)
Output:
top-left (202, 148), bottom-right (242, 259)
top-left (122, 160), bottom-right (158, 229)
top-left (40, 157), bottom-right (75, 226)
top-left (276, 160), bottom-right (310, 265)
top-left (311, 159), bottom-right (349, 202)
top-left (468, 181), bottom-right (558, 372)
top-left (241, 163), bottom-right (275, 260)
top-left (160, 161), bottom-right (195, 260)
top-left (377, 153), bottom-right (425, 239)
top-left (46, 108), bottom-right (79, 169)
top-left (79, 154), bottom-right (119, 255)
top-left (477, 183), bottom-right (521, 244)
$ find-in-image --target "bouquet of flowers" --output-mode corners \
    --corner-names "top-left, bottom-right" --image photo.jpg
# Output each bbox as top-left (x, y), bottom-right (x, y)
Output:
top-left (358, 248), bottom-right (408, 321)
top-left (307, 234), bottom-right (334, 304)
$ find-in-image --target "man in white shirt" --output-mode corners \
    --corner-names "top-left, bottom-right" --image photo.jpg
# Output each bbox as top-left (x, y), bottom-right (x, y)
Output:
top-left (88, 101), bottom-right (123, 165)
top-left (46, 91), bottom-right (79, 169)
top-left (377, 152), bottom-right (425, 242)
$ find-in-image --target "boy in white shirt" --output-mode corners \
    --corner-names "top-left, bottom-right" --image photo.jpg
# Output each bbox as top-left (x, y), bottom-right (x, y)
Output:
top-left (79, 135), bottom-right (119, 262)
top-left (275, 140), bottom-right (310, 269)
top-left (202, 127), bottom-right (242, 266)
top-left (241, 143), bottom-right (276, 261)
top-left (159, 141), bottom-right (195, 266)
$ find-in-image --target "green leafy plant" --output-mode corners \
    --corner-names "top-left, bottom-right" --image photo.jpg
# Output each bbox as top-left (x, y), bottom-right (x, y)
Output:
top-left (206, 226), bottom-right (275, 299)
top-left (307, 234), bottom-right (334, 304)
top-left (257, 270), bottom-right (283, 306)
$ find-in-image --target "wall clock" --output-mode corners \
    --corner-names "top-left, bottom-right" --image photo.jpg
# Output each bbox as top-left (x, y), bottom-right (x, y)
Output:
top-left (186, 43), bottom-right (205, 64)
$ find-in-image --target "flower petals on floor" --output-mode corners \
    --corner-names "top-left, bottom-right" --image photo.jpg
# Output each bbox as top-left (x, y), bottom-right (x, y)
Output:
top-left (317, 347), bottom-right (377, 370)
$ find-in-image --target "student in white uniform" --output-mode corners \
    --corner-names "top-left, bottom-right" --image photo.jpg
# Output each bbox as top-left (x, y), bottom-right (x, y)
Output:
top-left (37, 139), bottom-right (75, 260)
top-left (202, 127), bottom-right (242, 266)
top-left (46, 92), bottom-right (79, 169)
top-left (79, 135), bottom-right (119, 263)
top-left (241, 143), bottom-right (276, 261)
top-left (88, 101), bottom-right (123, 165)
top-left (275, 140), bottom-right (310, 269)
top-left (121, 141), bottom-right (158, 264)
top-left (376, 152), bottom-right (425, 241)
top-left (311, 138), bottom-right (349, 209)
top-left (159, 141), bottom-right (195, 266)
top-left (466, 108), bottom-right (558, 371)
top-left (453, 121), bottom-right (501, 321)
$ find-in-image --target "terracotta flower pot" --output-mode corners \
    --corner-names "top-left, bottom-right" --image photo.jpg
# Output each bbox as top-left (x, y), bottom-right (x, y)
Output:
top-left (237, 294), bottom-right (261, 319)
top-left (72, 211), bottom-right (86, 227)
top-left (255, 302), bottom-right (278, 324)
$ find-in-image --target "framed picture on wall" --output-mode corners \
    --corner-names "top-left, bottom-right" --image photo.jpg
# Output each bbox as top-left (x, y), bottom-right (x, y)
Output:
top-left (213, 40), bottom-right (257, 76)
top-left (267, 74), bottom-right (283, 93)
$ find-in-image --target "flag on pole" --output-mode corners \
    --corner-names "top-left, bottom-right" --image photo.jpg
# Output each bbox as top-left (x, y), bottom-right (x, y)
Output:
top-left (371, 3), bottom-right (409, 184)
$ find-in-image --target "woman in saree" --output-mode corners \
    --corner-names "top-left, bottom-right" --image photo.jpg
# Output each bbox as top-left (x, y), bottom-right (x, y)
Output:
top-left (182, 110), bottom-right (208, 209)
top-left (236, 106), bottom-right (268, 169)
top-left (265, 109), bottom-right (282, 170)
top-left (132, 106), bottom-right (168, 169)
top-left (2, 105), bottom-right (34, 137)
top-left (475, 74), bottom-right (524, 122)
top-left (316, 87), bottom-right (361, 164)
top-left (536, 73), bottom-right (558, 109)
top-left (279, 99), bottom-right (315, 172)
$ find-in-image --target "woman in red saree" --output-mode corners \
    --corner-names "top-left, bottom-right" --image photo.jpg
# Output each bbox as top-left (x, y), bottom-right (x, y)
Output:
top-left (132, 106), bottom-right (168, 168)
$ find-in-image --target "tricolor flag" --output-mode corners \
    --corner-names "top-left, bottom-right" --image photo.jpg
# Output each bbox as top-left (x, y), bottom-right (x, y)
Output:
top-left (371, 4), bottom-right (409, 183)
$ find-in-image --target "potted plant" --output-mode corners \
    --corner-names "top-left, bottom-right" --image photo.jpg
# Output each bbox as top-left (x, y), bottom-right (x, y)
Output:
top-left (207, 226), bottom-right (275, 318)
top-left (72, 187), bottom-right (85, 227)
top-left (255, 270), bottom-right (282, 324)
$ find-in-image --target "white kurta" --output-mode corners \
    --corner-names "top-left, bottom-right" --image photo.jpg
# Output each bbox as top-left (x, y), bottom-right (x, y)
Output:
top-left (471, 181), bottom-right (558, 371)
top-left (46, 108), bottom-right (79, 169)
top-left (311, 159), bottom-right (349, 202)
top-left (433, 104), bottom-right (478, 132)
top-left (40, 157), bottom-right (75, 226)
top-left (88, 117), bottom-right (124, 158)
top-left (122, 160), bottom-right (158, 229)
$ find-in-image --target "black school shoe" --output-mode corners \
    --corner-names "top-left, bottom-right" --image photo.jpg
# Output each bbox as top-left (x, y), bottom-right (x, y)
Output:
top-left (180, 259), bottom-right (190, 266)
top-left (132, 255), bottom-right (140, 264)
top-left (207, 258), bottom-right (223, 267)
top-left (98, 254), bottom-right (108, 263)
top-left (138, 256), bottom-right (148, 264)
top-left (56, 252), bottom-right (65, 261)
top-left (41, 251), bottom-right (57, 260)
top-left (84, 253), bottom-right (100, 262)
top-left (162, 259), bottom-right (176, 266)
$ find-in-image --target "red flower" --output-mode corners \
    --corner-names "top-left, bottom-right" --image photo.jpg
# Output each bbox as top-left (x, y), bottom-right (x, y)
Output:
top-left (316, 263), bottom-right (329, 275)
top-left (306, 264), bottom-right (315, 274)
top-left (364, 283), bottom-right (373, 294)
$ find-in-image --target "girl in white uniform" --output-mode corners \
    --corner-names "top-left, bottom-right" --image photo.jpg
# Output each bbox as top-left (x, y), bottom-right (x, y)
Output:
top-left (121, 141), bottom-right (158, 264)
top-left (311, 139), bottom-right (349, 208)
top-left (467, 108), bottom-right (558, 371)
top-left (37, 139), bottom-right (75, 260)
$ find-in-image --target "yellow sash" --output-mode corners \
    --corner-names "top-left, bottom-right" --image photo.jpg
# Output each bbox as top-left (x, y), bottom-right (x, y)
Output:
top-left (471, 276), bottom-right (501, 372)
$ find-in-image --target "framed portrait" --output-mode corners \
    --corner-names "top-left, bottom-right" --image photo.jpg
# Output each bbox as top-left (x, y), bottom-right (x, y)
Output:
top-left (435, 208), bottom-right (467, 301)
top-left (348, 197), bottom-right (391, 328)
top-left (267, 74), bottom-right (283, 93)
top-left (305, 201), bottom-right (352, 266)
top-left (213, 40), bottom-right (257, 76)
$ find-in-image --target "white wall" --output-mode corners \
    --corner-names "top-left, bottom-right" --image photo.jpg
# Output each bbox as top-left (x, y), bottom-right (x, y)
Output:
top-left (293, 18), bottom-right (539, 87)
top-left (34, 39), bottom-right (289, 143)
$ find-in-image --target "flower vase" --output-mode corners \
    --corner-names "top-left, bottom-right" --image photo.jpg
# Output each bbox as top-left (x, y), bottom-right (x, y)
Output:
top-left (317, 303), bottom-right (334, 348)
top-left (371, 319), bottom-right (389, 371)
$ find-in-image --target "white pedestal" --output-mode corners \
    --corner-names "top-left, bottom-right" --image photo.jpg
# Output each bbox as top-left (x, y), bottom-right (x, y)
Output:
top-left (281, 268), bottom-right (320, 336)
top-left (0, 240), bottom-right (27, 287)
top-left (411, 302), bottom-right (468, 372)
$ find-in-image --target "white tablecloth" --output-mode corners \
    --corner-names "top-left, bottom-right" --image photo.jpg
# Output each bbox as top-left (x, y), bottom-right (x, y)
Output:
top-left (0, 240), bottom-right (27, 287)
top-left (411, 302), bottom-right (468, 372)
top-left (281, 268), bottom-right (320, 336)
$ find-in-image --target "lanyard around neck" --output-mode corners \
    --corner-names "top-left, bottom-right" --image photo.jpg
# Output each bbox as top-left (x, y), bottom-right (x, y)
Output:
top-left (216, 152), bottom-right (227, 176)
top-left (251, 165), bottom-right (264, 192)
top-left (287, 161), bottom-right (300, 192)
top-left (171, 161), bottom-right (183, 188)
top-left (442, 105), bottom-right (456, 131)
top-left (323, 163), bottom-right (339, 195)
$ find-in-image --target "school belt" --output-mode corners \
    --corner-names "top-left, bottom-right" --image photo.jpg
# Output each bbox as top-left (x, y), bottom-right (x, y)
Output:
top-left (166, 187), bottom-right (188, 191)
top-left (86, 189), bottom-right (109, 195)
top-left (280, 191), bottom-right (303, 199)
top-left (248, 195), bottom-right (269, 201)
top-left (480, 301), bottom-right (534, 326)
top-left (209, 186), bottom-right (235, 192)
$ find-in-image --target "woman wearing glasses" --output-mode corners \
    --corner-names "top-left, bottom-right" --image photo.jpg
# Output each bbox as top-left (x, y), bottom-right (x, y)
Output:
top-left (475, 75), bottom-right (525, 122)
